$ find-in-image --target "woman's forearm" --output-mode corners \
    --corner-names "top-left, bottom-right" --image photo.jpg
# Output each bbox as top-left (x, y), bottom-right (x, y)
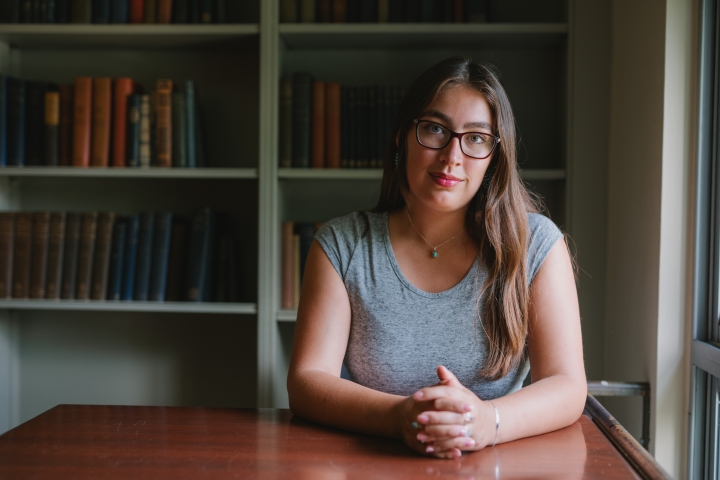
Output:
top-left (288, 368), bottom-right (407, 439)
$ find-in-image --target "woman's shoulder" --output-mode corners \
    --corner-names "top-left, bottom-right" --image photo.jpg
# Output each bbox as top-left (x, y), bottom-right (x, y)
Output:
top-left (526, 212), bottom-right (564, 282)
top-left (527, 212), bottom-right (562, 238)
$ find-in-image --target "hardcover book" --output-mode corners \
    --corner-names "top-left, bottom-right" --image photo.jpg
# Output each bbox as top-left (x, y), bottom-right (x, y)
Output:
top-left (90, 77), bottom-right (112, 167)
top-left (90, 211), bottom-right (115, 300)
top-left (29, 211), bottom-right (51, 299)
top-left (311, 81), bottom-right (325, 169)
top-left (185, 208), bottom-right (213, 302)
top-left (121, 215), bottom-right (139, 300)
top-left (171, 91), bottom-right (187, 167)
top-left (0, 76), bottom-right (6, 166)
top-left (112, 78), bottom-right (135, 167)
top-left (155, 79), bottom-right (173, 167)
top-left (92, 0), bottom-right (110, 22)
top-left (291, 72), bottom-right (313, 168)
top-left (165, 219), bottom-right (187, 301)
top-left (0, 213), bottom-right (14, 299)
top-left (325, 82), bottom-right (341, 169)
top-left (107, 218), bottom-right (126, 300)
top-left (125, 94), bottom-right (141, 167)
top-left (133, 212), bottom-right (154, 301)
top-left (72, 77), bottom-right (93, 167)
top-left (45, 88), bottom-right (60, 166)
top-left (11, 212), bottom-right (32, 299)
top-left (75, 211), bottom-right (98, 300)
top-left (149, 212), bottom-right (172, 301)
top-left (7, 77), bottom-right (24, 166)
top-left (25, 81), bottom-right (48, 165)
top-left (139, 94), bottom-right (151, 167)
top-left (71, 0), bottom-right (91, 23)
top-left (279, 78), bottom-right (292, 168)
top-left (45, 212), bottom-right (66, 300)
top-left (58, 84), bottom-right (73, 166)
top-left (60, 212), bottom-right (81, 299)
top-left (110, 0), bottom-right (129, 22)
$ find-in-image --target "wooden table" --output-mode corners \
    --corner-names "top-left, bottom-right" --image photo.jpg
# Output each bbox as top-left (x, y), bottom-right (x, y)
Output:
top-left (0, 399), bottom-right (668, 479)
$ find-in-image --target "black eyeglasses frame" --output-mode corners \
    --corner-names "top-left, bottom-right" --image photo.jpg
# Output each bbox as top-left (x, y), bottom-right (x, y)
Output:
top-left (413, 119), bottom-right (501, 160)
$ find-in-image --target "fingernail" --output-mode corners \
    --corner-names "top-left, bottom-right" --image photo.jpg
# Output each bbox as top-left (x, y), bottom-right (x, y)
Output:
top-left (463, 404), bottom-right (473, 412)
top-left (417, 434), bottom-right (428, 441)
top-left (465, 439), bottom-right (475, 447)
top-left (418, 414), bottom-right (429, 423)
top-left (414, 392), bottom-right (424, 399)
top-left (426, 446), bottom-right (434, 453)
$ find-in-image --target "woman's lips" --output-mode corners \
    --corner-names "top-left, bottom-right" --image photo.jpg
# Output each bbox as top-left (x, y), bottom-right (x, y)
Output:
top-left (430, 172), bottom-right (462, 187)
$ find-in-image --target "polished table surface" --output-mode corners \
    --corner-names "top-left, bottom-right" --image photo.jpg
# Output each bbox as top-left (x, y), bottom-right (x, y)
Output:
top-left (0, 405), bottom-right (643, 479)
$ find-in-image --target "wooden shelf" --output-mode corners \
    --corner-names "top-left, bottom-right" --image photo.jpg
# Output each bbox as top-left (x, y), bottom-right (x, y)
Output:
top-left (277, 309), bottom-right (297, 322)
top-left (0, 167), bottom-right (258, 179)
top-left (0, 299), bottom-right (257, 314)
top-left (278, 168), bottom-right (564, 180)
top-left (279, 23), bottom-right (567, 50)
top-left (0, 24), bottom-right (259, 49)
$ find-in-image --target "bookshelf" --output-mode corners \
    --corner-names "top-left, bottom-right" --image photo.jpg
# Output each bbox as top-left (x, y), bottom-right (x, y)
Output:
top-left (0, 0), bottom-right (578, 430)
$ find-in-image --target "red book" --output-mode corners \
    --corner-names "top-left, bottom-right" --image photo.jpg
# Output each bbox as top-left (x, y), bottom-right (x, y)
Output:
top-left (91, 78), bottom-right (112, 167)
top-left (324, 82), bottom-right (341, 168)
top-left (155, 79), bottom-right (173, 167)
top-left (72, 77), bottom-right (93, 168)
top-left (130, 0), bottom-right (144, 23)
top-left (59, 84), bottom-right (73, 166)
top-left (112, 78), bottom-right (135, 167)
top-left (311, 81), bottom-right (325, 169)
top-left (157, 0), bottom-right (172, 23)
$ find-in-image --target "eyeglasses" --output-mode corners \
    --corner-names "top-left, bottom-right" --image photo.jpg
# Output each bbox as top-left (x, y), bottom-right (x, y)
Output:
top-left (413, 119), bottom-right (500, 159)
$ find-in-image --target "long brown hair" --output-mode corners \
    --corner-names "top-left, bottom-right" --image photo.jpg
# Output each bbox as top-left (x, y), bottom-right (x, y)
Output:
top-left (373, 57), bottom-right (542, 380)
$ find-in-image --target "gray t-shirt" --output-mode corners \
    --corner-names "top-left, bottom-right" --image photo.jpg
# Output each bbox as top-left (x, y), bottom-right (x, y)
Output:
top-left (314, 210), bottom-right (563, 400)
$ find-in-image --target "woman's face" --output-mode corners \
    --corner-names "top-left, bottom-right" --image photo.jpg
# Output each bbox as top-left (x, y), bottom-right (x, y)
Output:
top-left (403, 84), bottom-right (496, 214)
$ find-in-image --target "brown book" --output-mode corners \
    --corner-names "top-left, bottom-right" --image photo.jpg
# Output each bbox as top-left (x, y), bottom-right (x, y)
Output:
top-left (377, 0), bottom-right (388, 22)
top-left (325, 82), bottom-right (341, 169)
top-left (60, 213), bottom-right (81, 300)
top-left (112, 78), bottom-right (135, 167)
top-left (166, 220), bottom-right (188, 302)
top-left (145, 0), bottom-right (157, 23)
top-left (139, 94), bottom-right (152, 167)
top-left (75, 212), bottom-right (98, 300)
top-left (332, 0), bottom-right (346, 22)
top-left (155, 79), bottom-right (173, 167)
top-left (157, 0), bottom-right (172, 23)
top-left (318, 0), bottom-right (331, 21)
top-left (281, 222), bottom-right (294, 309)
top-left (311, 81), bottom-right (325, 169)
top-left (29, 212), bottom-right (51, 299)
top-left (11, 213), bottom-right (33, 299)
top-left (45, 212), bottom-right (67, 300)
top-left (45, 91), bottom-right (60, 166)
top-left (59, 84), bottom-right (74, 167)
top-left (72, 77), bottom-right (93, 167)
top-left (90, 212), bottom-right (115, 301)
top-left (91, 78), bottom-right (112, 167)
top-left (0, 213), bottom-right (15, 299)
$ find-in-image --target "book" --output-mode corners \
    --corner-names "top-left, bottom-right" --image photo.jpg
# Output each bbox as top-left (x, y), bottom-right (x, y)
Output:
top-left (347, 86), bottom-right (357, 168)
top-left (185, 208), bottom-right (213, 302)
top-left (20, 0), bottom-right (30, 22)
top-left (377, 0), bottom-right (388, 22)
top-left (165, 219), bottom-right (187, 301)
top-left (75, 211), bottom-right (98, 300)
top-left (149, 212), bottom-right (172, 301)
top-left (133, 212), bottom-right (154, 301)
top-left (194, 95), bottom-right (206, 167)
top-left (171, 91), bottom-right (187, 167)
top-left (107, 218), bottom-right (126, 300)
top-left (45, 212), bottom-right (66, 300)
top-left (72, 77), bottom-right (93, 167)
top-left (139, 94), bottom-right (151, 167)
top-left (7, 78), bottom-right (24, 166)
top-left (45, 0), bottom-right (57, 22)
top-left (341, 86), bottom-right (349, 168)
top-left (90, 211), bottom-right (115, 300)
top-left (125, 94), bottom-right (141, 167)
top-left (331, 0), bottom-right (345, 22)
top-left (157, 0), bottom-right (170, 22)
top-left (112, 78), bottom-right (135, 167)
top-left (279, 78), bottom-right (292, 168)
top-left (189, 0), bottom-right (199, 22)
top-left (92, 0), bottom-right (110, 22)
top-left (292, 73), bottom-right (313, 168)
top-left (281, 221), bottom-right (294, 309)
top-left (60, 212), bottom-right (80, 299)
top-left (346, 0), bottom-right (359, 22)
top-left (0, 0), bottom-right (20, 22)
top-left (184, 81), bottom-right (197, 168)
top-left (0, 76), bottom-right (6, 166)
top-left (121, 215), bottom-right (139, 300)
top-left (45, 89), bottom-right (60, 166)
top-left (0, 213), bottom-right (14, 299)
top-left (388, 0), bottom-right (403, 21)
top-left (214, 0), bottom-right (223, 22)
top-left (172, 0), bottom-right (187, 22)
top-left (129, 0), bottom-right (142, 22)
top-left (91, 78), bottom-right (112, 167)
top-left (311, 81), bottom-right (325, 169)
top-left (405, 0), bottom-right (420, 22)
top-left (56, 0), bottom-right (70, 22)
top-left (325, 82), bottom-right (341, 168)
top-left (420, 0), bottom-right (433, 22)
top-left (71, 0), bottom-right (91, 22)
top-left (25, 81), bottom-right (46, 166)
top-left (29, 212), bottom-right (50, 299)
top-left (11, 212), bottom-right (32, 299)
top-left (58, 84), bottom-right (73, 166)
top-left (318, 0), bottom-right (329, 22)
top-left (155, 79), bottom-right (173, 167)
top-left (300, 0), bottom-right (313, 22)
top-left (357, 87), bottom-right (367, 168)
top-left (359, 0), bottom-right (375, 21)
top-left (368, 86), bottom-right (377, 167)
top-left (280, 0), bottom-right (296, 22)
top-left (200, 0), bottom-right (211, 22)
top-left (144, 0), bottom-right (155, 22)
top-left (110, 0), bottom-right (128, 22)
top-left (466, 0), bottom-right (486, 23)
top-left (453, 0), bottom-right (463, 22)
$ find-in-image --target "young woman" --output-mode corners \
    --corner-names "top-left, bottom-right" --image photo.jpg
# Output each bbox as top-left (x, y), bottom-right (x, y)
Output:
top-left (286, 57), bottom-right (586, 459)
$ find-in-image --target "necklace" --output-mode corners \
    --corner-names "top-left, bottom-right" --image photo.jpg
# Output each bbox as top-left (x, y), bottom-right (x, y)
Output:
top-left (406, 209), bottom-right (466, 259)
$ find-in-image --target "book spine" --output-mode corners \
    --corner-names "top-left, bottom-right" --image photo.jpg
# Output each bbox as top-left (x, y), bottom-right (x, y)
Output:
top-left (149, 212), bottom-right (172, 301)
top-left (139, 94), bottom-right (151, 167)
top-left (405, 0), bottom-right (420, 22)
top-left (200, 0), bottom-right (211, 22)
top-left (29, 212), bottom-right (50, 299)
top-left (184, 81), bottom-right (196, 168)
top-left (92, 0), bottom-right (110, 22)
top-left (90, 211), bottom-right (114, 300)
top-left (125, 94), bottom-right (141, 167)
top-left (318, 0), bottom-right (329, 22)
top-left (129, 0), bottom-right (142, 22)
top-left (172, 0), bottom-right (188, 22)
top-left (0, 213), bottom-right (14, 299)
top-left (45, 0), bottom-right (56, 22)
top-left (45, 211), bottom-right (66, 300)
top-left (280, 0), bottom-right (296, 22)
top-left (71, 0), bottom-right (91, 22)
top-left (7, 78), bottom-right (24, 166)
top-left (107, 219), bottom-right (126, 300)
top-left (331, 0), bottom-right (345, 22)
top-left (60, 212), bottom-right (80, 299)
top-left (121, 215), bottom-right (139, 300)
top-left (58, 83), bottom-right (73, 166)
top-left (171, 91), bottom-right (187, 167)
top-left (189, 0), bottom-right (199, 23)
top-left (377, 0), bottom-right (388, 22)
top-left (345, 0), bottom-right (358, 22)
top-left (214, 0), bottom-right (223, 22)
top-left (368, 86), bottom-right (378, 168)
top-left (133, 212), bottom-right (154, 301)
top-left (466, 0), bottom-right (486, 23)
top-left (11, 212), bottom-right (32, 299)
top-left (299, 0), bottom-right (314, 22)
top-left (110, 0), bottom-right (128, 22)
top-left (155, 79), bottom-right (172, 167)
top-left (72, 77), bottom-right (92, 167)
top-left (420, 0), bottom-right (432, 22)
top-left (325, 82), bottom-right (341, 169)
top-left (185, 208), bottom-right (213, 302)
top-left (311, 81), bottom-right (325, 169)
top-left (360, 0), bottom-right (375, 21)
top-left (291, 73), bottom-right (312, 168)
top-left (90, 78), bottom-right (112, 167)
top-left (0, 1), bottom-right (20, 22)
top-left (165, 219), bottom-right (187, 301)
top-left (75, 211), bottom-right (98, 300)
top-left (156, 0), bottom-right (170, 22)
top-left (25, 81), bottom-right (46, 166)
top-left (112, 78), bottom-right (134, 167)
top-left (44, 89), bottom-right (59, 165)
top-left (0, 76), bottom-right (6, 167)
top-left (341, 86), bottom-right (348, 168)
top-left (279, 77), bottom-right (292, 168)
top-left (357, 87), bottom-right (367, 168)
top-left (194, 102), bottom-right (206, 167)
top-left (55, 0), bottom-right (69, 22)
top-left (20, 0), bottom-right (31, 21)
top-left (348, 86), bottom-right (357, 168)
top-left (143, 0), bottom-right (155, 22)
top-left (281, 221), bottom-right (294, 309)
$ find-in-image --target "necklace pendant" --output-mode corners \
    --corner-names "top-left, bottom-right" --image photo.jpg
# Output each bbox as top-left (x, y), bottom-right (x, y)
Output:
top-left (431, 250), bottom-right (438, 258)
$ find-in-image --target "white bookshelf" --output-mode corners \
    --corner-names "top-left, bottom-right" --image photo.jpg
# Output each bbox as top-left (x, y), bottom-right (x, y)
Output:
top-left (0, 299), bottom-right (257, 314)
top-left (0, 167), bottom-right (259, 179)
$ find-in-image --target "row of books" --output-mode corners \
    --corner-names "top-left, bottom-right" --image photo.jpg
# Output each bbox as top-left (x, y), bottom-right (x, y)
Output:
top-left (281, 0), bottom-right (488, 24)
top-left (0, 0), bottom-right (229, 24)
top-left (280, 221), bottom-right (320, 309)
top-left (0, 76), bottom-right (206, 168)
top-left (0, 208), bottom-right (240, 303)
top-left (280, 73), bottom-right (404, 169)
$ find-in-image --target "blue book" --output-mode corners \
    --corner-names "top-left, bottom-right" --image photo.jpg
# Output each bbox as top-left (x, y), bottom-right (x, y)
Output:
top-left (185, 81), bottom-right (196, 168)
top-left (185, 208), bottom-right (213, 302)
top-left (133, 212), bottom-right (154, 301)
top-left (109, 0), bottom-right (127, 23)
top-left (121, 215), bottom-right (139, 301)
top-left (107, 219), bottom-right (126, 300)
top-left (92, 0), bottom-right (109, 22)
top-left (149, 212), bottom-right (172, 302)
top-left (0, 76), bottom-right (7, 166)
top-left (7, 77), bottom-right (25, 166)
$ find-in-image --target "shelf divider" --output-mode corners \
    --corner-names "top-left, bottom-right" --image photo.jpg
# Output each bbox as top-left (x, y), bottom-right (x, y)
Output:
top-left (0, 299), bottom-right (257, 314)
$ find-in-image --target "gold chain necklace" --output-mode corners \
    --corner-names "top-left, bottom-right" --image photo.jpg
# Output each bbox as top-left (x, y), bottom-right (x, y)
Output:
top-left (406, 209), bottom-right (466, 259)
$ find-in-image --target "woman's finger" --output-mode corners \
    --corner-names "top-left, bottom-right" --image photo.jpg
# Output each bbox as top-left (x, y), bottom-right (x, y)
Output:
top-left (417, 410), bottom-right (465, 425)
top-left (424, 424), bottom-right (471, 439)
top-left (425, 445), bottom-right (463, 459)
top-left (431, 435), bottom-right (477, 452)
top-left (414, 385), bottom-right (457, 401)
top-left (432, 397), bottom-right (471, 413)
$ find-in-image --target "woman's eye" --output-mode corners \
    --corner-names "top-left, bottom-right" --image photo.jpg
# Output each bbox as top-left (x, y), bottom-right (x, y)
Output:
top-left (428, 124), bottom-right (444, 134)
top-left (467, 134), bottom-right (487, 144)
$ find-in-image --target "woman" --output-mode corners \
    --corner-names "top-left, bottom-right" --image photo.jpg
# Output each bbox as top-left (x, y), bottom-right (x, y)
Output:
top-left (287, 57), bottom-right (586, 459)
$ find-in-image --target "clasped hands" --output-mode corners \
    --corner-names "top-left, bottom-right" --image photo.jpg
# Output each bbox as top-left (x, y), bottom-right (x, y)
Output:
top-left (399, 365), bottom-right (495, 459)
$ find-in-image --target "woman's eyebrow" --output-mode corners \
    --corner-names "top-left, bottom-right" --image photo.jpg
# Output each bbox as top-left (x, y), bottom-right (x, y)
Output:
top-left (419, 110), bottom-right (493, 131)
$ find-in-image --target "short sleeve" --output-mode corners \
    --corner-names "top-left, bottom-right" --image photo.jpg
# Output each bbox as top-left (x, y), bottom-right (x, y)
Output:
top-left (313, 211), bottom-right (369, 281)
top-left (527, 213), bottom-right (564, 284)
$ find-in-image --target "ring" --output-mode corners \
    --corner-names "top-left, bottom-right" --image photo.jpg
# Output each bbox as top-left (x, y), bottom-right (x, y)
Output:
top-left (411, 421), bottom-right (419, 429)
top-left (463, 412), bottom-right (474, 424)
top-left (464, 426), bottom-right (472, 437)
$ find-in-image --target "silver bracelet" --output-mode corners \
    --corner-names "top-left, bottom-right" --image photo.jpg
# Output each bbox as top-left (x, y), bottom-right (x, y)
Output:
top-left (487, 400), bottom-right (499, 447)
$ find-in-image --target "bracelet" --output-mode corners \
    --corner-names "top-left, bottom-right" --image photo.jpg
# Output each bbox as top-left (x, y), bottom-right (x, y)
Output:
top-left (487, 400), bottom-right (499, 447)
